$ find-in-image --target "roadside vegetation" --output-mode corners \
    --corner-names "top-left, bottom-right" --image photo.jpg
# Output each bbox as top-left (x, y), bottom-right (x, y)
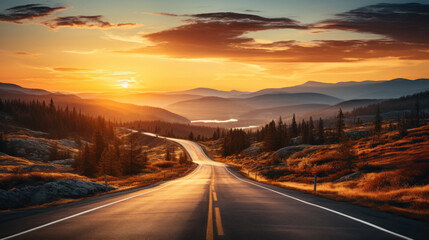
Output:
top-left (0, 99), bottom-right (198, 210)
top-left (203, 93), bottom-right (429, 220)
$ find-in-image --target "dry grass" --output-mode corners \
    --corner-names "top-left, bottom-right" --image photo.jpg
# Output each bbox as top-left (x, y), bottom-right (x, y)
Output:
top-left (204, 123), bottom-right (429, 221)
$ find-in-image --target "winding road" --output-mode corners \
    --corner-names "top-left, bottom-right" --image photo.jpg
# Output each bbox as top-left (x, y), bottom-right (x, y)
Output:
top-left (0, 134), bottom-right (428, 240)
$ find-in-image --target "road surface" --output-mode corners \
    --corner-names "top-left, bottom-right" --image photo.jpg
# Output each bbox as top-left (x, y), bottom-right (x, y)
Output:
top-left (0, 134), bottom-right (428, 240)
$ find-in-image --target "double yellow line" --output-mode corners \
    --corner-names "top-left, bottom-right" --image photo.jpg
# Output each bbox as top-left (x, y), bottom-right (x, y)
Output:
top-left (206, 167), bottom-right (224, 240)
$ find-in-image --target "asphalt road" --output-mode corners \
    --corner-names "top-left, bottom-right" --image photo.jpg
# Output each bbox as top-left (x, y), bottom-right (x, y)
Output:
top-left (0, 135), bottom-right (428, 240)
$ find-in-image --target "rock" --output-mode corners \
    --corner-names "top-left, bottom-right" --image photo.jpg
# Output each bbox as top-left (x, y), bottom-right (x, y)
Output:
top-left (23, 164), bottom-right (57, 171)
top-left (334, 172), bottom-right (361, 183)
top-left (58, 139), bottom-right (78, 149)
top-left (243, 145), bottom-right (262, 155)
top-left (51, 159), bottom-right (74, 165)
top-left (274, 144), bottom-right (310, 159)
top-left (0, 180), bottom-right (116, 210)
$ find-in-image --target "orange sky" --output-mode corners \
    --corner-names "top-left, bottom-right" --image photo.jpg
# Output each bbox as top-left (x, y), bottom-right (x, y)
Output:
top-left (0, 1), bottom-right (428, 93)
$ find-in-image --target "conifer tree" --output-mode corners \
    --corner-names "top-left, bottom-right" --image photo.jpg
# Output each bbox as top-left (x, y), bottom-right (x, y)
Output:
top-left (336, 108), bottom-right (345, 142)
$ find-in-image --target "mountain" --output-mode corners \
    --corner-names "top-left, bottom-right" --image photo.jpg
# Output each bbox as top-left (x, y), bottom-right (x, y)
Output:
top-left (295, 99), bottom-right (384, 121)
top-left (239, 104), bottom-right (330, 122)
top-left (351, 91), bottom-right (429, 118)
top-left (0, 84), bottom-right (190, 124)
top-left (168, 88), bottom-right (250, 98)
top-left (244, 78), bottom-right (429, 100)
top-left (166, 96), bottom-right (254, 120)
top-left (242, 93), bottom-right (342, 108)
top-left (77, 92), bottom-right (202, 108)
top-left (0, 82), bottom-right (51, 95)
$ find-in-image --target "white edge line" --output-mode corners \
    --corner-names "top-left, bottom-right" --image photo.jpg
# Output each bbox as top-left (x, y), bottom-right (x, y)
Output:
top-left (0, 164), bottom-right (202, 240)
top-left (224, 166), bottom-right (413, 240)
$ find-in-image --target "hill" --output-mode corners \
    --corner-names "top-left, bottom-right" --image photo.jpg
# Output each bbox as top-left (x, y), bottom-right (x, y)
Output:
top-left (168, 88), bottom-right (250, 98)
top-left (0, 88), bottom-right (190, 124)
top-left (77, 92), bottom-right (201, 108)
top-left (242, 93), bottom-right (342, 108)
top-left (245, 78), bottom-right (429, 100)
top-left (166, 96), bottom-right (254, 120)
top-left (239, 104), bottom-right (330, 122)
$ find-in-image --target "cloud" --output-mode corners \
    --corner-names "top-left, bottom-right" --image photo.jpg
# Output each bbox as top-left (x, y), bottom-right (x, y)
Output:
top-left (120, 11), bottom-right (429, 62)
top-left (64, 49), bottom-right (101, 54)
top-left (314, 3), bottom-right (429, 43)
top-left (43, 15), bottom-right (137, 29)
top-left (0, 4), bottom-right (138, 29)
top-left (15, 51), bottom-right (39, 56)
top-left (0, 4), bottom-right (66, 23)
top-left (51, 67), bottom-right (92, 72)
top-left (145, 12), bottom-right (179, 17)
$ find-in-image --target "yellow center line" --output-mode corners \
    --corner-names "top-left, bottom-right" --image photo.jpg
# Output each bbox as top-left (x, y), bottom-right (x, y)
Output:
top-left (215, 207), bottom-right (224, 236)
top-left (213, 191), bottom-right (218, 201)
top-left (206, 167), bottom-right (214, 240)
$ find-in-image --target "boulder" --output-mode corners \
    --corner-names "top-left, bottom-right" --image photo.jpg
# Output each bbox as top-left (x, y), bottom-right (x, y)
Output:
top-left (274, 144), bottom-right (310, 159)
top-left (23, 164), bottom-right (57, 171)
top-left (0, 180), bottom-right (116, 210)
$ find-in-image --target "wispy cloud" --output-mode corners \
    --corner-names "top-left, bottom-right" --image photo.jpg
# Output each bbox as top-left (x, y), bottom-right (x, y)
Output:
top-left (51, 67), bottom-right (93, 72)
top-left (0, 4), bottom-right (66, 23)
top-left (63, 49), bottom-right (101, 54)
top-left (0, 4), bottom-right (138, 29)
top-left (43, 15), bottom-right (138, 29)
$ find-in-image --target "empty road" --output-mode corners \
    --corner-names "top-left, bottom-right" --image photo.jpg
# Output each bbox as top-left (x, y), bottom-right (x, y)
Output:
top-left (0, 134), bottom-right (428, 240)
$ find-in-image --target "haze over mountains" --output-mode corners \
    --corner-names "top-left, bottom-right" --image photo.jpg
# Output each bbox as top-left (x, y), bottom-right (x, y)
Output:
top-left (1, 78), bottom-right (428, 127)
top-left (0, 83), bottom-right (189, 124)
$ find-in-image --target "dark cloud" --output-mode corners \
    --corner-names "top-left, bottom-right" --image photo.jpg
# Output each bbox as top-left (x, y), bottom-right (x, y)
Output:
top-left (122, 11), bottom-right (429, 62)
top-left (0, 4), bottom-right (137, 29)
top-left (0, 4), bottom-right (66, 23)
top-left (142, 12), bottom-right (305, 52)
top-left (43, 15), bottom-right (137, 29)
top-left (315, 3), bottom-right (429, 43)
top-left (189, 12), bottom-right (305, 29)
top-left (244, 10), bottom-right (261, 13)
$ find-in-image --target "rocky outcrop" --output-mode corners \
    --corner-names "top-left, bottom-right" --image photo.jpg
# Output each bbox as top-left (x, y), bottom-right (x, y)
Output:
top-left (274, 144), bottom-right (310, 159)
top-left (334, 172), bottom-right (361, 183)
top-left (0, 180), bottom-right (115, 210)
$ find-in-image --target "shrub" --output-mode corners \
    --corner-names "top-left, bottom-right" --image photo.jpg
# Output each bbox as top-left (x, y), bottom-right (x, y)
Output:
top-left (152, 161), bottom-right (176, 169)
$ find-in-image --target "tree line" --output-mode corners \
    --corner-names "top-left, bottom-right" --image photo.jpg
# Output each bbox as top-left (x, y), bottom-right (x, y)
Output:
top-left (0, 98), bottom-right (107, 140)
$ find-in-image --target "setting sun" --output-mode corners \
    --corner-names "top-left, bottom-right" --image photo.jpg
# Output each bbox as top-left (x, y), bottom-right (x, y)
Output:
top-left (0, 1), bottom-right (428, 240)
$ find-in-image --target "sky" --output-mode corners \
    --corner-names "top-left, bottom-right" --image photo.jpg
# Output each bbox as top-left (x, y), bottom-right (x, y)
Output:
top-left (0, 0), bottom-right (428, 93)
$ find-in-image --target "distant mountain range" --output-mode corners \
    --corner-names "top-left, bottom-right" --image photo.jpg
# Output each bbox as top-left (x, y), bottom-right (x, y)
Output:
top-left (245, 78), bottom-right (429, 99)
top-left (1, 78), bottom-right (428, 126)
top-left (168, 88), bottom-right (250, 98)
top-left (0, 86), bottom-right (189, 124)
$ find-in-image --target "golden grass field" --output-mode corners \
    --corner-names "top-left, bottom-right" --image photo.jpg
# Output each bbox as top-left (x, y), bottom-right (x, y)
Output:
top-left (203, 124), bottom-right (429, 221)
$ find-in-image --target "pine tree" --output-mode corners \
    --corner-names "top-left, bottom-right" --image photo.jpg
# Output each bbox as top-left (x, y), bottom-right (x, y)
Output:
top-left (317, 118), bottom-right (324, 144)
top-left (374, 104), bottom-right (382, 134)
top-left (179, 151), bottom-right (188, 165)
top-left (290, 114), bottom-right (298, 138)
top-left (188, 132), bottom-right (194, 140)
top-left (309, 117), bottom-right (314, 144)
top-left (336, 108), bottom-right (345, 142)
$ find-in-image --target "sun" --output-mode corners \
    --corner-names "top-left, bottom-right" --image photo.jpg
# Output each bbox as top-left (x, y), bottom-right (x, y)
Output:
top-left (121, 82), bottom-right (129, 88)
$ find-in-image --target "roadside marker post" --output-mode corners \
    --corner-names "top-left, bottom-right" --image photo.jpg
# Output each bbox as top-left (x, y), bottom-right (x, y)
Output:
top-left (104, 173), bottom-right (108, 192)
top-left (314, 175), bottom-right (317, 192)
